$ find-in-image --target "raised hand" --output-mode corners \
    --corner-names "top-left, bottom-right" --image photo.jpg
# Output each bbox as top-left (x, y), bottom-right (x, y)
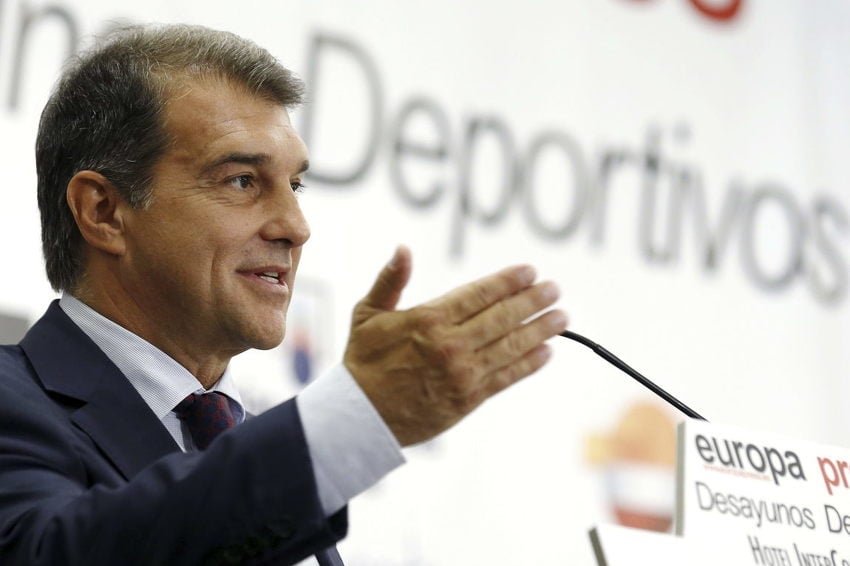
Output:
top-left (344, 246), bottom-right (568, 446)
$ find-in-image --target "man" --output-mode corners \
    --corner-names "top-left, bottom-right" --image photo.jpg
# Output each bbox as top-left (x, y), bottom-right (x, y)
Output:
top-left (0, 24), bottom-right (567, 565)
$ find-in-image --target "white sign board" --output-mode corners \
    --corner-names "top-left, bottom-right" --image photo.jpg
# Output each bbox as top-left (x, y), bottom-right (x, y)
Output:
top-left (677, 419), bottom-right (850, 565)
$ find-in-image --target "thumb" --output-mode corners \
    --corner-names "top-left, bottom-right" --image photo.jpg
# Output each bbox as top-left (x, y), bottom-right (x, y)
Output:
top-left (359, 245), bottom-right (412, 313)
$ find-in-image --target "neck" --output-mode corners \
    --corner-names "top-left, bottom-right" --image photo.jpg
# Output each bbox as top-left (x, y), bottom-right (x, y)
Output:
top-left (69, 287), bottom-right (232, 389)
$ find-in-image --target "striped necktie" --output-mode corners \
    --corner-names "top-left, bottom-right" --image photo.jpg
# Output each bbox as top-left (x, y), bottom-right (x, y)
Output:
top-left (173, 392), bottom-right (235, 450)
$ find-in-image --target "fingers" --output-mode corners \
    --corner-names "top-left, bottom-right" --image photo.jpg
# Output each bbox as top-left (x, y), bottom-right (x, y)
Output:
top-left (480, 343), bottom-right (555, 401)
top-left (475, 308), bottom-right (567, 375)
top-left (461, 280), bottom-right (561, 350)
top-left (428, 264), bottom-right (538, 324)
top-left (359, 246), bottom-right (412, 312)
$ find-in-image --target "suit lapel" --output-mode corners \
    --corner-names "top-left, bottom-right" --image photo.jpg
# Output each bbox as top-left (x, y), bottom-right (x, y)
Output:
top-left (20, 301), bottom-right (180, 480)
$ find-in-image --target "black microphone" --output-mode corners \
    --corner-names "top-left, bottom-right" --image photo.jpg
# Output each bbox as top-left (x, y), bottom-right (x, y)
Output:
top-left (559, 330), bottom-right (708, 421)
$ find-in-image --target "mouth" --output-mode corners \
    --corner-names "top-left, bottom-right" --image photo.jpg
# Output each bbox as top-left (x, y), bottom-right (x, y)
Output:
top-left (257, 271), bottom-right (283, 284)
top-left (238, 266), bottom-right (291, 290)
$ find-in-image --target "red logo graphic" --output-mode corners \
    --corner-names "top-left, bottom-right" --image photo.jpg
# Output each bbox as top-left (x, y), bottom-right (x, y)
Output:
top-left (689, 0), bottom-right (742, 21)
top-left (625, 0), bottom-right (744, 23)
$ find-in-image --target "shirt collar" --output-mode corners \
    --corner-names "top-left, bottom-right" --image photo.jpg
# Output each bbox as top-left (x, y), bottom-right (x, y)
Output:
top-left (58, 293), bottom-right (245, 423)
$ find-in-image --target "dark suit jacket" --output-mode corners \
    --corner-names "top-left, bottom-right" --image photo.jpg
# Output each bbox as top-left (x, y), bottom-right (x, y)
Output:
top-left (0, 301), bottom-right (346, 565)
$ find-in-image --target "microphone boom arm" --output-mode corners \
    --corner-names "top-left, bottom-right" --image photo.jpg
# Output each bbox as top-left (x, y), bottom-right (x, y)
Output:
top-left (559, 330), bottom-right (708, 421)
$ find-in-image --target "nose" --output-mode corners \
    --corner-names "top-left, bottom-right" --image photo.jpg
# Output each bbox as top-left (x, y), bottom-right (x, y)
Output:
top-left (260, 186), bottom-right (311, 247)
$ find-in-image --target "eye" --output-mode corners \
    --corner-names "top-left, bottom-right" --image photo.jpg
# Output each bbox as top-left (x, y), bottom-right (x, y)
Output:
top-left (227, 174), bottom-right (255, 191)
top-left (290, 180), bottom-right (306, 193)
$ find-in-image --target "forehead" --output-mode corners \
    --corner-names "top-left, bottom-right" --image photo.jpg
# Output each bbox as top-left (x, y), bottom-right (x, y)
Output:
top-left (158, 77), bottom-right (307, 171)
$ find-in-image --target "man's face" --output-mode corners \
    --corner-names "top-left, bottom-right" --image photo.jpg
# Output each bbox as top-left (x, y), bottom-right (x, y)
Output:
top-left (118, 78), bottom-right (310, 361)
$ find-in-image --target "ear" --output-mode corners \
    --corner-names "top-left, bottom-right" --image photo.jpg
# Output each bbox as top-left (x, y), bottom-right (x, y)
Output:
top-left (65, 171), bottom-right (129, 256)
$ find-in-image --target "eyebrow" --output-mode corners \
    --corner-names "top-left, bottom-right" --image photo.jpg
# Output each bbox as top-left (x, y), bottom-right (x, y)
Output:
top-left (200, 153), bottom-right (270, 176)
top-left (200, 154), bottom-right (310, 177)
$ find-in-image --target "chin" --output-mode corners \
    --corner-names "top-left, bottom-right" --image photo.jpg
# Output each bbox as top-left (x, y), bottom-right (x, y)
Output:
top-left (248, 322), bottom-right (287, 351)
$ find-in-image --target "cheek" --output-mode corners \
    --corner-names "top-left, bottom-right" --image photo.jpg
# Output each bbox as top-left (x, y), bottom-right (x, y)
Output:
top-left (127, 216), bottom-right (216, 281)
top-left (129, 201), bottom-right (258, 283)
top-left (166, 214), bottom-right (242, 260)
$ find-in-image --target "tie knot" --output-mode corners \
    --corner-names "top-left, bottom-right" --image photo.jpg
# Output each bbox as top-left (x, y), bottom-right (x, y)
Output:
top-left (174, 392), bottom-right (236, 450)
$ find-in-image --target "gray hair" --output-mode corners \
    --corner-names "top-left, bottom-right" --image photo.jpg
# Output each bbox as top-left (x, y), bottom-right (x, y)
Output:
top-left (36, 23), bottom-right (304, 291)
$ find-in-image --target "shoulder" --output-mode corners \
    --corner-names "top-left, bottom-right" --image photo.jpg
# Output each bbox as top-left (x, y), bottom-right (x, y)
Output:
top-left (0, 344), bottom-right (34, 386)
top-left (0, 343), bottom-right (66, 423)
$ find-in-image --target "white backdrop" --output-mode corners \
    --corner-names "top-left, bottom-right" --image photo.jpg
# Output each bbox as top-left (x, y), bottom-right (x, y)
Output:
top-left (1, 1), bottom-right (848, 564)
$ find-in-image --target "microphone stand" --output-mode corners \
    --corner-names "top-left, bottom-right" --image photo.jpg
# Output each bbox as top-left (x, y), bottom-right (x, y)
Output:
top-left (559, 330), bottom-right (708, 422)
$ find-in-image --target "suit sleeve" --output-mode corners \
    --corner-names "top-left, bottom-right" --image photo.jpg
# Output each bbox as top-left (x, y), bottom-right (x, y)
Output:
top-left (0, 350), bottom-right (346, 566)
